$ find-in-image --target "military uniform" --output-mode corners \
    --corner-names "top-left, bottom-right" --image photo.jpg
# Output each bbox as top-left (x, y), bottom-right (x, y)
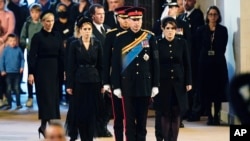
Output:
top-left (103, 6), bottom-right (132, 141)
top-left (111, 7), bottom-right (160, 139)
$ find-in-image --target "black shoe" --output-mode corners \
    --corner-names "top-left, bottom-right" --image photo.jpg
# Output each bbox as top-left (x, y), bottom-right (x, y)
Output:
top-left (213, 117), bottom-right (220, 125)
top-left (207, 116), bottom-right (214, 125)
top-left (38, 127), bottom-right (45, 138)
top-left (15, 105), bottom-right (23, 110)
top-left (4, 105), bottom-right (12, 110)
top-left (180, 122), bottom-right (184, 128)
top-left (97, 128), bottom-right (112, 137)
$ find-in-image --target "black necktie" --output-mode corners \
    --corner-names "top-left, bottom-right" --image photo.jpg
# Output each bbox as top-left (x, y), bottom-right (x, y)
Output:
top-left (101, 26), bottom-right (106, 36)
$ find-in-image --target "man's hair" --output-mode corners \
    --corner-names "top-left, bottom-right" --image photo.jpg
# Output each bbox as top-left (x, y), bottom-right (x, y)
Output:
top-left (45, 121), bottom-right (65, 137)
top-left (88, 4), bottom-right (104, 17)
top-left (29, 3), bottom-right (42, 12)
top-left (7, 33), bottom-right (17, 39)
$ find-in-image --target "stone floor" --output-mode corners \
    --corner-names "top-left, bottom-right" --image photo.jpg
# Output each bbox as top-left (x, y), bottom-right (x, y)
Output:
top-left (0, 95), bottom-right (229, 141)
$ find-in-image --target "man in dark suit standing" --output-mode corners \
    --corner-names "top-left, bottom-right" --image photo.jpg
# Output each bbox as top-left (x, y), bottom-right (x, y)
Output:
top-left (111, 7), bottom-right (160, 141)
top-left (88, 3), bottom-right (112, 137)
top-left (103, 6), bottom-right (131, 141)
top-left (178, 0), bottom-right (205, 122)
top-left (89, 4), bottom-right (110, 46)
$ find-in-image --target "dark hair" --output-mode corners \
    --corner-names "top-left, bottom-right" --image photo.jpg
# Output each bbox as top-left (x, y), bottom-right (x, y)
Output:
top-left (205, 5), bottom-right (222, 24)
top-left (7, 33), bottom-right (17, 39)
top-left (88, 4), bottom-right (104, 17)
top-left (161, 17), bottom-right (177, 29)
top-left (29, 3), bottom-right (42, 12)
top-left (56, 2), bottom-right (68, 12)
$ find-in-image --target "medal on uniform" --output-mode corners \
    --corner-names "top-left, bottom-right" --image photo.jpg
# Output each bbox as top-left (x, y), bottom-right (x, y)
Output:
top-left (141, 39), bottom-right (149, 48)
top-left (208, 50), bottom-right (215, 56)
top-left (143, 53), bottom-right (149, 61)
top-left (176, 28), bottom-right (184, 35)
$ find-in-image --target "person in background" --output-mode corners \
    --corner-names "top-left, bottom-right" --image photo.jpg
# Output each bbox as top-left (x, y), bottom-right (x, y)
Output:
top-left (88, 3), bottom-right (112, 137)
top-left (196, 6), bottom-right (228, 126)
top-left (28, 10), bottom-right (64, 138)
top-left (156, 17), bottom-right (192, 141)
top-left (7, 0), bottom-right (30, 41)
top-left (178, 0), bottom-right (205, 122)
top-left (66, 16), bottom-right (103, 141)
top-left (102, 6), bottom-right (131, 141)
top-left (104, 0), bottom-right (124, 28)
top-left (53, 3), bottom-right (74, 106)
top-left (70, 0), bottom-right (91, 23)
top-left (0, 0), bottom-right (15, 108)
top-left (45, 122), bottom-right (67, 141)
top-left (111, 7), bottom-right (160, 141)
top-left (0, 33), bottom-right (24, 110)
top-left (20, 3), bottom-right (43, 108)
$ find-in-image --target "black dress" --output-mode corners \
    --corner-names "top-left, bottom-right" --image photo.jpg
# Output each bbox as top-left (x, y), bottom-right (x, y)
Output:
top-left (156, 37), bottom-right (192, 116)
top-left (28, 28), bottom-right (64, 120)
top-left (66, 37), bottom-right (103, 140)
top-left (196, 24), bottom-right (229, 104)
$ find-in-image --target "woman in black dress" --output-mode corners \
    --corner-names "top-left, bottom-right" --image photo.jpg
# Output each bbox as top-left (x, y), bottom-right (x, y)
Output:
top-left (196, 6), bottom-right (228, 125)
top-left (157, 17), bottom-right (192, 141)
top-left (28, 10), bottom-right (64, 138)
top-left (66, 16), bottom-right (103, 141)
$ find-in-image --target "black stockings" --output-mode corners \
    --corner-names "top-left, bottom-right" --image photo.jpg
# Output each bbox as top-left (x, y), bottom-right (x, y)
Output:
top-left (161, 106), bottom-right (180, 141)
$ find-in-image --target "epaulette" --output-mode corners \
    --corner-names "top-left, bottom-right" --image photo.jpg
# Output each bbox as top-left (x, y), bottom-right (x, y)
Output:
top-left (106, 28), bottom-right (118, 34)
top-left (141, 29), bottom-right (155, 36)
top-left (116, 30), bottom-right (128, 37)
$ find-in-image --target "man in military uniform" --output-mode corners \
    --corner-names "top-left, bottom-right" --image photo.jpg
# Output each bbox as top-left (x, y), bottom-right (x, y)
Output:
top-left (102, 6), bottom-right (131, 141)
top-left (111, 7), bottom-right (160, 141)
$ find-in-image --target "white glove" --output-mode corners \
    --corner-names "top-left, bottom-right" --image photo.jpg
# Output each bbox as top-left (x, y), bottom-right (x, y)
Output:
top-left (113, 88), bottom-right (122, 98)
top-left (151, 87), bottom-right (159, 97)
top-left (103, 84), bottom-right (111, 93)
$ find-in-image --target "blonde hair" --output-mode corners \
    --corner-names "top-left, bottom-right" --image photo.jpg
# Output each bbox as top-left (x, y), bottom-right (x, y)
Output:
top-left (42, 13), bottom-right (54, 21)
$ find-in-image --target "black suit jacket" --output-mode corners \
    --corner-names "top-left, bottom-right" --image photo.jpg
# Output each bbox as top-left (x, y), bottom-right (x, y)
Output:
top-left (178, 9), bottom-right (204, 36)
top-left (104, 11), bottom-right (119, 28)
top-left (92, 24), bottom-right (110, 46)
top-left (66, 37), bottom-right (103, 88)
top-left (103, 28), bottom-right (125, 85)
top-left (111, 29), bottom-right (160, 97)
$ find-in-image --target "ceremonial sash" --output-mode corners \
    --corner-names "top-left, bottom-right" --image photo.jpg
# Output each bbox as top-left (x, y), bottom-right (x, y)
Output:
top-left (121, 32), bottom-right (151, 73)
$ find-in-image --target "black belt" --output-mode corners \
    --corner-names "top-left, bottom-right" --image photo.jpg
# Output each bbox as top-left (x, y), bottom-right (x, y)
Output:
top-left (79, 64), bottom-right (95, 68)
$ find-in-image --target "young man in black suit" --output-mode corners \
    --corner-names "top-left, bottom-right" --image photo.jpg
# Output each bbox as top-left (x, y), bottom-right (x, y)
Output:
top-left (178, 0), bottom-right (205, 122)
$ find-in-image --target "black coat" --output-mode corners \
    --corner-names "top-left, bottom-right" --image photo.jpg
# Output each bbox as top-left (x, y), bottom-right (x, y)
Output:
top-left (178, 9), bottom-right (204, 36)
top-left (152, 18), bottom-right (192, 51)
top-left (196, 24), bottom-right (229, 102)
top-left (178, 9), bottom-right (204, 87)
top-left (103, 28), bottom-right (125, 85)
top-left (111, 29), bottom-right (160, 97)
top-left (28, 29), bottom-right (64, 119)
top-left (66, 37), bottom-right (103, 89)
top-left (104, 11), bottom-right (119, 29)
top-left (92, 24), bottom-right (110, 46)
top-left (156, 37), bottom-right (192, 115)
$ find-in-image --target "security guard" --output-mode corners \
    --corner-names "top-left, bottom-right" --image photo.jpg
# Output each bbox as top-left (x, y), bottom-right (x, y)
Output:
top-left (111, 7), bottom-right (160, 141)
top-left (102, 6), bottom-right (132, 141)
